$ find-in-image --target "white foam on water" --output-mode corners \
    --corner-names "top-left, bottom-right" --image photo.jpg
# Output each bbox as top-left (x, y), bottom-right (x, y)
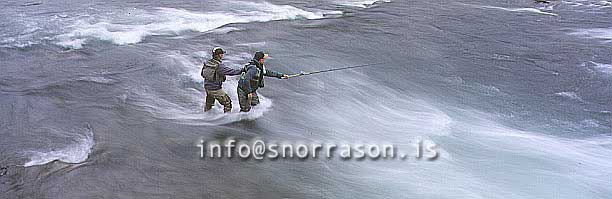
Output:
top-left (129, 51), bottom-right (273, 125)
top-left (478, 5), bottom-right (559, 16)
top-left (23, 125), bottom-right (94, 167)
top-left (472, 83), bottom-right (505, 96)
top-left (0, 10), bottom-right (79, 49)
top-left (309, 75), bottom-right (612, 197)
top-left (300, 64), bottom-right (611, 197)
top-left (55, 38), bottom-right (87, 49)
top-left (0, 37), bottom-right (39, 48)
top-left (440, 111), bottom-right (612, 198)
top-left (562, 0), bottom-right (612, 9)
top-left (555, 91), bottom-right (584, 101)
top-left (77, 76), bottom-right (117, 84)
top-left (297, 69), bottom-right (454, 142)
top-left (206, 27), bottom-right (241, 34)
top-left (589, 61), bottom-right (612, 74)
top-left (131, 87), bottom-right (273, 126)
top-left (56, 2), bottom-right (338, 49)
top-left (570, 28), bottom-right (612, 41)
top-left (235, 41), bottom-right (267, 47)
top-left (336, 0), bottom-right (391, 8)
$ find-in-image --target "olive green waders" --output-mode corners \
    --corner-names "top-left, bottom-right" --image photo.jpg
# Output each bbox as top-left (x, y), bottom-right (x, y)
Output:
top-left (204, 89), bottom-right (232, 113)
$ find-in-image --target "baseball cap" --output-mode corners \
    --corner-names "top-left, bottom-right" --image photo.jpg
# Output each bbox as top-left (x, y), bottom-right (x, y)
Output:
top-left (212, 47), bottom-right (226, 55)
top-left (253, 51), bottom-right (269, 60)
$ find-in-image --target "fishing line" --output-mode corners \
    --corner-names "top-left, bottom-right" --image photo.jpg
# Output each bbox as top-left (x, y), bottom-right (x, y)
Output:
top-left (286, 61), bottom-right (392, 78)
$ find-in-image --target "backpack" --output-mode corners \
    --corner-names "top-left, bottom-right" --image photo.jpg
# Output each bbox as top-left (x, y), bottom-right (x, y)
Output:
top-left (239, 62), bottom-right (265, 89)
top-left (201, 59), bottom-right (222, 82)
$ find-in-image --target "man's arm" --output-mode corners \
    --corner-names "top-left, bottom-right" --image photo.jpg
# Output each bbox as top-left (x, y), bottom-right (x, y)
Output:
top-left (218, 63), bottom-right (243, 76)
top-left (263, 68), bottom-right (286, 79)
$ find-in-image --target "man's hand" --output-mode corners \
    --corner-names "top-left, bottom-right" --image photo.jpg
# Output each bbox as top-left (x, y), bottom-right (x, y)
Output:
top-left (281, 75), bottom-right (289, 79)
top-left (247, 93), bottom-right (253, 100)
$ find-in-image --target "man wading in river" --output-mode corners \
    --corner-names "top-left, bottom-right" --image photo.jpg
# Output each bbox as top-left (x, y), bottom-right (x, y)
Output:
top-left (237, 51), bottom-right (288, 112)
top-left (201, 47), bottom-right (242, 113)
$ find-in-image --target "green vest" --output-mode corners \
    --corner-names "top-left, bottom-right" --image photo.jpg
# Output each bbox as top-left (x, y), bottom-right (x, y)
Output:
top-left (201, 58), bottom-right (226, 82)
top-left (239, 61), bottom-right (265, 91)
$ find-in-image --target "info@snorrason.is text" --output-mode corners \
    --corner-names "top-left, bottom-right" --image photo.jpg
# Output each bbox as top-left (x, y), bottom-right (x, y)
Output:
top-left (197, 138), bottom-right (439, 161)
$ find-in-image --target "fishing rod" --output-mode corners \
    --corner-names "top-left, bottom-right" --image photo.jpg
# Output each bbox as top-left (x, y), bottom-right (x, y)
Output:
top-left (286, 61), bottom-right (391, 78)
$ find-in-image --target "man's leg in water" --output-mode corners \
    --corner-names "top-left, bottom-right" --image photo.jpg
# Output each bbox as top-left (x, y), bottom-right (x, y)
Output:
top-left (204, 90), bottom-right (215, 111)
top-left (213, 90), bottom-right (232, 113)
top-left (251, 91), bottom-right (260, 106)
top-left (205, 89), bottom-right (232, 113)
top-left (237, 87), bottom-right (251, 112)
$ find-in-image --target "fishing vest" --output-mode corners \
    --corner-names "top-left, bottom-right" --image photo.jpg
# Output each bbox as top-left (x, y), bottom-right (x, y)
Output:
top-left (240, 61), bottom-right (266, 90)
top-left (201, 58), bottom-right (226, 82)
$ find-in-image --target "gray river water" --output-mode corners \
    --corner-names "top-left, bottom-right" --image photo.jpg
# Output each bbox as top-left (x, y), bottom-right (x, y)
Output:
top-left (1, 0), bottom-right (611, 198)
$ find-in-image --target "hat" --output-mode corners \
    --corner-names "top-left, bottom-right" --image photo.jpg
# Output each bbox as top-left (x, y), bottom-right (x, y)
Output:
top-left (253, 51), bottom-right (269, 60)
top-left (212, 47), bottom-right (226, 55)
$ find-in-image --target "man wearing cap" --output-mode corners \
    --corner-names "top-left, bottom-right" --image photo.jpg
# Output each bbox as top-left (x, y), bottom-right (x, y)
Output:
top-left (237, 51), bottom-right (288, 112)
top-left (201, 47), bottom-right (242, 113)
